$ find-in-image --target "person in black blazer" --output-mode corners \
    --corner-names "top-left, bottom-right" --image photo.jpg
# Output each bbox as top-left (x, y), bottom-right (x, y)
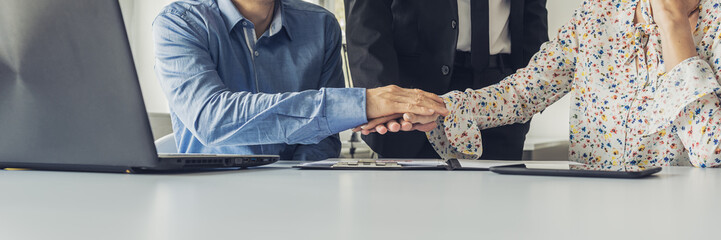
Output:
top-left (344, 0), bottom-right (549, 159)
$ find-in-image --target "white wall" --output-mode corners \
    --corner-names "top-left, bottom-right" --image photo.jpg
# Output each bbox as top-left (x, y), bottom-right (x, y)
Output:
top-left (120, 0), bottom-right (583, 138)
top-left (119, 0), bottom-right (174, 113)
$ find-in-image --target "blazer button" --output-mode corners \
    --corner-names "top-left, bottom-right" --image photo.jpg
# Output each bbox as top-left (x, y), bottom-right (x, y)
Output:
top-left (441, 65), bottom-right (450, 75)
top-left (451, 20), bottom-right (457, 29)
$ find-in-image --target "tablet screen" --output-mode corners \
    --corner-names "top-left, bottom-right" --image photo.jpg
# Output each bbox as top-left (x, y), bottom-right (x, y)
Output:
top-left (523, 162), bottom-right (661, 172)
top-left (491, 163), bottom-right (662, 178)
top-left (568, 165), bottom-right (658, 172)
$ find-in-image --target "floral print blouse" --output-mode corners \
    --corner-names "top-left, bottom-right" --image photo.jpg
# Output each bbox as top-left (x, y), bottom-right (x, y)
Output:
top-left (427, 0), bottom-right (721, 167)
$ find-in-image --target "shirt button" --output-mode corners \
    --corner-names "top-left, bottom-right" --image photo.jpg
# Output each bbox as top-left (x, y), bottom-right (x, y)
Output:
top-left (254, 51), bottom-right (259, 56)
top-left (242, 21), bottom-right (247, 26)
top-left (441, 65), bottom-right (450, 75)
top-left (451, 20), bottom-right (457, 29)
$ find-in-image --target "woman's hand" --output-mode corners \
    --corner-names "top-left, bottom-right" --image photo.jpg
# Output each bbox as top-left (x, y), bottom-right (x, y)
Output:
top-left (365, 85), bottom-right (448, 119)
top-left (649, 0), bottom-right (700, 70)
top-left (357, 85), bottom-right (448, 135)
top-left (649, 0), bottom-right (700, 27)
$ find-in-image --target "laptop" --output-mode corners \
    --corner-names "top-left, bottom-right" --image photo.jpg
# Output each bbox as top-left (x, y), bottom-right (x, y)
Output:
top-left (0, 0), bottom-right (279, 172)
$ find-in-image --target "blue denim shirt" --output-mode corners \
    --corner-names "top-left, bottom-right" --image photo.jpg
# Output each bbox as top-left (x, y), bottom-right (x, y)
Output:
top-left (152, 0), bottom-right (367, 160)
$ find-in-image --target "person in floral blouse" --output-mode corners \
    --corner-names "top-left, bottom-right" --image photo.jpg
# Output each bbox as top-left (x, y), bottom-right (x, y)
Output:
top-left (358, 0), bottom-right (721, 167)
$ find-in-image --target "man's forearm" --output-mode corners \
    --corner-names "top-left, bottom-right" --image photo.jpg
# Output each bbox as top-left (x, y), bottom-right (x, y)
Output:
top-left (179, 88), bottom-right (367, 147)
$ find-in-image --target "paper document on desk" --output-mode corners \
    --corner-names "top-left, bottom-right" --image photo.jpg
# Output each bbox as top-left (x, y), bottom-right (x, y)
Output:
top-left (294, 159), bottom-right (448, 170)
top-left (524, 161), bottom-right (583, 170)
top-left (451, 160), bottom-right (582, 170)
top-left (456, 160), bottom-right (523, 170)
top-left (294, 159), bottom-right (524, 170)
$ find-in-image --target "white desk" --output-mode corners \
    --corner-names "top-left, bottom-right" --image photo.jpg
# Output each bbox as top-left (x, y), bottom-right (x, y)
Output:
top-left (1, 162), bottom-right (719, 240)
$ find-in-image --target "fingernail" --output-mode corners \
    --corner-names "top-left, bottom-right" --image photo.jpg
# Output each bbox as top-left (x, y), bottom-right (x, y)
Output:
top-left (359, 124), bottom-right (368, 129)
top-left (403, 113), bottom-right (410, 121)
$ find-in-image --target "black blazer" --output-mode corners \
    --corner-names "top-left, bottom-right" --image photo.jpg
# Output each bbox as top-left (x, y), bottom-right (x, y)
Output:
top-left (344, 0), bottom-right (549, 158)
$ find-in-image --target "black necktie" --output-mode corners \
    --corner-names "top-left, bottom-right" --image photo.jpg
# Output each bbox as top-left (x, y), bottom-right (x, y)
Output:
top-left (471, 0), bottom-right (489, 70)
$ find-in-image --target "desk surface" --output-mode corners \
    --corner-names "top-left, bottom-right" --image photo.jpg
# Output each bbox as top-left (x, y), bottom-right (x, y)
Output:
top-left (1, 162), bottom-right (719, 240)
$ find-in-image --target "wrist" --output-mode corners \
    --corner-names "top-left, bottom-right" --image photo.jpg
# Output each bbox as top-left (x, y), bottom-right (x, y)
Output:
top-left (657, 20), bottom-right (693, 40)
top-left (655, 16), bottom-right (689, 29)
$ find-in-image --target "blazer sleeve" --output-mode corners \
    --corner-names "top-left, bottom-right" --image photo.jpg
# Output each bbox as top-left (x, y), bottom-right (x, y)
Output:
top-left (522, 0), bottom-right (549, 65)
top-left (343, 0), bottom-right (399, 88)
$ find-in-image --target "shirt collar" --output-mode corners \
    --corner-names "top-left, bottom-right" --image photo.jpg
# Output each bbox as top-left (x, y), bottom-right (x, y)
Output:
top-left (267, 2), bottom-right (283, 37)
top-left (277, 1), bottom-right (293, 40)
top-left (218, 0), bottom-right (292, 40)
top-left (218, 0), bottom-right (243, 32)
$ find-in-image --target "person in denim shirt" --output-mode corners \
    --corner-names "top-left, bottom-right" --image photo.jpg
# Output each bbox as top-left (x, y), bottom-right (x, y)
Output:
top-left (153, 0), bottom-right (447, 160)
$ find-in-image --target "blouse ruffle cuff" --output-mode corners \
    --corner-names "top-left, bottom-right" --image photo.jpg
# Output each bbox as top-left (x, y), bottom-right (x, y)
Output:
top-left (647, 56), bottom-right (721, 134)
top-left (426, 90), bottom-right (483, 160)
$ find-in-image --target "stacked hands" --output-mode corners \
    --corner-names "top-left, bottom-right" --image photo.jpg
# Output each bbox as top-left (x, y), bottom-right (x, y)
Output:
top-left (357, 85), bottom-right (449, 135)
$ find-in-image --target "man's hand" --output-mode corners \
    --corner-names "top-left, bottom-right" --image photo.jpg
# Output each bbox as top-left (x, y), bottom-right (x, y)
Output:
top-left (354, 85), bottom-right (448, 135)
top-left (365, 85), bottom-right (448, 119)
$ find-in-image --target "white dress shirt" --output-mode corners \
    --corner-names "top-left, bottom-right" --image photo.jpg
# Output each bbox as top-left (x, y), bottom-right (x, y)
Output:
top-left (456, 0), bottom-right (511, 54)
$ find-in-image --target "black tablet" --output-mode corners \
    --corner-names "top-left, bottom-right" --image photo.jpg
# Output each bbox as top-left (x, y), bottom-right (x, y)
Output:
top-left (489, 164), bottom-right (662, 179)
